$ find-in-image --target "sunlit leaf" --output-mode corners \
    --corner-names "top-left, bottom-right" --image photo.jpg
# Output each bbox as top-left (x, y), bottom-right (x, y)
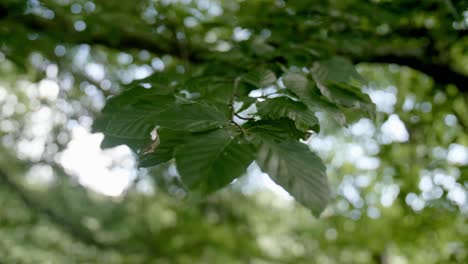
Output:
top-left (243, 68), bottom-right (277, 88)
top-left (257, 97), bottom-right (319, 132)
top-left (251, 128), bottom-right (330, 215)
top-left (282, 72), bottom-right (346, 125)
top-left (312, 56), bottom-right (365, 84)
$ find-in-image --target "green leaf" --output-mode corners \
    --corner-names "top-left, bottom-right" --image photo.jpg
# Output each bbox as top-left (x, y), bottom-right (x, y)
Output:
top-left (312, 56), bottom-right (365, 84)
top-left (184, 76), bottom-right (235, 117)
top-left (155, 103), bottom-right (230, 132)
top-left (175, 127), bottom-right (255, 193)
top-left (101, 87), bottom-right (174, 114)
top-left (100, 134), bottom-right (151, 152)
top-left (244, 119), bottom-right (307, 141)
top-left (310, 56), bottom-right (375, 120)
top-left (242, 68), bottom-right (277, 88)
top-left (93, 84), bottom-right (232, 153)
top-left (252, 133), bottom-right (330, 216)
top-left (324, 82), bottom-right (375, 119)
top-left (282, 72), bottom-right (346, 125)
top-left (185, 76), bottom-right (232, 102)
top-left (138, 129), bottom-right (187, 168)
top-left (92, 90), bottom-right (175, 150)
top-left (282, 72), bottom-right (309, 95)
top-left (128, 73), bottom-right (178, 95)
top-left (311, 78), bottom-right (375, 121)
top-left (257, 97), bottom-right (319, 132)
top-left (281, 72), bottom-right (332, 111)
top-left (236, 97), bottom-right (257, 113)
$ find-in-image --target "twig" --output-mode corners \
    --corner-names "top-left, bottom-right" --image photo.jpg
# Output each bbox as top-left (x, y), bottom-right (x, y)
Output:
top-left (230, 121), bottom-right (246, 133)
top-left (234, 113), bottom-right (255, 121)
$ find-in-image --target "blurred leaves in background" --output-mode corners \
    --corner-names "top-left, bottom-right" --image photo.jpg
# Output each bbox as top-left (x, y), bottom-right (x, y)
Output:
top-left (1, 0), bottom-right (468, 263)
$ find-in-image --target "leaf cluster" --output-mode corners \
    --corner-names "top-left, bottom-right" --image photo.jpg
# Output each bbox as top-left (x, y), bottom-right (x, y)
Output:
top-left (93, 56), bottom-right (375, 215)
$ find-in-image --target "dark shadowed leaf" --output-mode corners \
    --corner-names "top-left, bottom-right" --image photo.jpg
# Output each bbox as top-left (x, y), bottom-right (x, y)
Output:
top-left (155, 103), bottom-right (230, 132)
top-left (244, 119), bottom-right (307, 141)
top-left (175, 126), bottom-right (255, 193)
top-left (138, 129), bottom-right (188, 167)
top-left (92, 92), bottom-right (175, 150)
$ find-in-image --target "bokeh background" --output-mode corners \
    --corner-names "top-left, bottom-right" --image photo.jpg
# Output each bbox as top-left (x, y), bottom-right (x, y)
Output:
top-left (1, 0), bottom-right (467, 263)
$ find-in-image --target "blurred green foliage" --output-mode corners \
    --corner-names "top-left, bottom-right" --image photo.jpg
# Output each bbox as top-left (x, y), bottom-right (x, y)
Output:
top-left (1, 0), bottom-right (468, 263)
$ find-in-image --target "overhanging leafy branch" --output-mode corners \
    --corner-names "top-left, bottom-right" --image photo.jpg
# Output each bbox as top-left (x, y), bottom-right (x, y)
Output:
top-left (1, 2), bottom-right (467, 92)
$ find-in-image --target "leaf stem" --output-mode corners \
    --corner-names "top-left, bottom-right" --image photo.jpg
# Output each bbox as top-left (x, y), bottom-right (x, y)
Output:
top-left (230, 121), bottom-right (246, 133)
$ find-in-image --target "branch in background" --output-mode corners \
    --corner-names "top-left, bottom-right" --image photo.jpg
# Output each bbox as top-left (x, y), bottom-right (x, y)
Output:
top-left (13, 12), bottom-right (468, 93)
top-left (1, 3), bottom-right (467, 92)
top-left (354, 55), bottom-right (468, 92)
top-left (0, 7), bottom-right (6, 19)
top-left (0, 3), bottom-right (203, 63)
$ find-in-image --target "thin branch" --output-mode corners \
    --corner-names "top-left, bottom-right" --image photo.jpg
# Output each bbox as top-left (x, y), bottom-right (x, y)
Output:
top-left (230, 121), bottom-right (246, 133)
top-left (0, 3), bottom-right (202, 62)
top-left (234, 113), bottom-right (255, 121)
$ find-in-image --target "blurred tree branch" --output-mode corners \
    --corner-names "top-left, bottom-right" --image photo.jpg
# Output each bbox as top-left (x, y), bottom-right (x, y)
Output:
top-left (1, 2), bottom-right (467, 92)
top-left (353, 54), bottom-right (468, 92)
